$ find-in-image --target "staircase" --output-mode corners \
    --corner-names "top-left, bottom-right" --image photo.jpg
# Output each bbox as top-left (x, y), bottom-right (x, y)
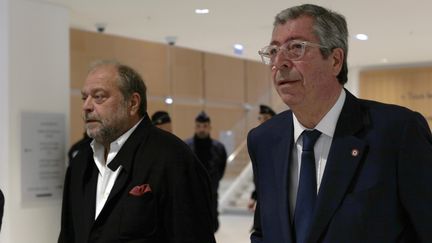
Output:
top-left (217, 92), bottom-right (288, 214)
top-left (218, 140), bottom-right (255, 214)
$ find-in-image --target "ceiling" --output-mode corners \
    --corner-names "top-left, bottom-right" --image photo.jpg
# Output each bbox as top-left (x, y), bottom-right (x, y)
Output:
top-left (31, 0), bottom-right (432, 69)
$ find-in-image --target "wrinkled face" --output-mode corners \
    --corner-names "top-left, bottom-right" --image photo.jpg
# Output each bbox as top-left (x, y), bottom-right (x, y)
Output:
top-left (156, 122), bottom-right (172, 133)
top-left (81, 65), bottom-right (131, 145)
top-left (194, 122), bottom-right (211, 139)
top-left (271, 15), bottom-right (341, 110)
top-left (258, 114), bottom-right (273, 124)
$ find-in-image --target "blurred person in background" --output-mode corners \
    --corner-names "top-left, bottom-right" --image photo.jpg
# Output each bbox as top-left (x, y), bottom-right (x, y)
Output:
top-left (151, 110), bottom-right (172, 133)
top-left (185, 111), bottom-right (227, 233)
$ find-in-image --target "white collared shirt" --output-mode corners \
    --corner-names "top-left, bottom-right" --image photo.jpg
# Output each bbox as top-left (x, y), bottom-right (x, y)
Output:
top-left (91, 119), bottom-right (142, 219)
top-left (289, 89), bottom-right (346, 218)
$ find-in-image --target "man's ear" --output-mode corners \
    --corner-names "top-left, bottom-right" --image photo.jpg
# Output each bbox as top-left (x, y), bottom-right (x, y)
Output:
top-left (331, 47), bottom-right (344, 76)
top-left (128, 92), bottom-right (141, 116)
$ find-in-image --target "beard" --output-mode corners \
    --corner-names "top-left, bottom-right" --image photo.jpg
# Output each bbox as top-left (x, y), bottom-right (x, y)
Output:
top-left (195, 131), bottom-right (209, 139)
top-left (84, 102), bottom-right (129, 145)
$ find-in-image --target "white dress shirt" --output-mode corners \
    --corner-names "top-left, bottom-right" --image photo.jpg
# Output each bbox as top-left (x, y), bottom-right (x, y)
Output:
top-left (289, 90), bottom-right (346, 218)
top-left (91, 119), bottom-right (142, 219)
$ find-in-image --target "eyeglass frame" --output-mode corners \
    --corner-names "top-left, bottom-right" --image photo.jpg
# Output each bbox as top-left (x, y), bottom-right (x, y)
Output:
top-left (258, 40), bottom-right (328, 65)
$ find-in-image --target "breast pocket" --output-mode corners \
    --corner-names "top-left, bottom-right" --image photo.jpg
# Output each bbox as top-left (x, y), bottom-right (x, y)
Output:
top-left (119, 192), bottom-right (158, 237)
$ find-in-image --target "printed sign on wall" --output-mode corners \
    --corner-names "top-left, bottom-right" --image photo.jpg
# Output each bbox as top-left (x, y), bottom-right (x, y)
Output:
top-left (21, 112), bottom-right (66, 203)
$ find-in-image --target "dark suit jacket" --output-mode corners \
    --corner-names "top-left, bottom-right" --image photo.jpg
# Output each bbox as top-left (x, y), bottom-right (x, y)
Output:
top-left (247, 90), bottom-right (432, 243)
top-left (0, 189), bottom-right (4, 231)
top-left (58, 115), bottom-right (216, 243)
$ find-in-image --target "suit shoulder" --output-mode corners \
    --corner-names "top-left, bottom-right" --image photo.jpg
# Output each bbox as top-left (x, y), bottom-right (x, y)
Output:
top-left (184, 137), bottom-right (193, 146)
top-left (249, 110), bottom-right (292, 138)
top-left (148, 127), bottom-right (192, 152)
top-left (211, 139), bottom-right (225, 148)
top-left (360, 98), bottom-right (426, 122)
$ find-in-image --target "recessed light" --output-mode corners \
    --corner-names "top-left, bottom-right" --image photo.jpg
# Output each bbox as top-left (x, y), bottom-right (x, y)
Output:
top-left (355, 34), bottom-right (368, 40)
top-left (233, 44), bottom-right (244, 55)
top-left (164, 96), bottom-right (173, 105)
top-left (195, 9), bottom-right (209, 14)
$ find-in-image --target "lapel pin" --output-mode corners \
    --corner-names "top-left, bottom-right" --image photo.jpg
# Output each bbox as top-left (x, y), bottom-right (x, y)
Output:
top-left (351, 149), bottom-right (359, 157)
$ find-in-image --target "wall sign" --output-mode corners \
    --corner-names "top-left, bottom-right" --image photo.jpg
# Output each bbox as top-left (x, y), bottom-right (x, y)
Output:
top-left (21, 112), bottom-right (66, 203)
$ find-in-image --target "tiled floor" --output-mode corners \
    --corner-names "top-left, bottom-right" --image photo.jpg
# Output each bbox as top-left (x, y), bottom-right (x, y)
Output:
top-left (215, 213), bottom-right (254, 243)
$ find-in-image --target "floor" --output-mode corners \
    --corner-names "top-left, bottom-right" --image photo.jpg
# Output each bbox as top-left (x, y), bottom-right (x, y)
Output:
top-left (215, 212), bottom-right (254, 243)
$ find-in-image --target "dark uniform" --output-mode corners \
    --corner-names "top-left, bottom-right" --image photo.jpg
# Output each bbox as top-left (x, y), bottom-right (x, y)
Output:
top-left (185, 111), bottom-right (227, 232)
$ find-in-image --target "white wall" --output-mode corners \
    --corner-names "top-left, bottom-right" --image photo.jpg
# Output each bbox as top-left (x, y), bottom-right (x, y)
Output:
top-left (0, 0), bottom-right (69, 242)
top-left (346, 66), bottom-right (360, 96)
top-left (0, 0), bottom-right (10, 241)
top-left (0, 0), bottom-right (9, 179)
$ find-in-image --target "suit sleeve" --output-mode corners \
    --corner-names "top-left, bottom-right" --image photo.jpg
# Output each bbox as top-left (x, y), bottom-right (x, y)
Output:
top-left (0, 189), bottom-right (4, 231)
top-left (58, 167), bottom-right (74, 243)
top-left (163, 148), bottom-right (216, 243)
top-left (247, 130), bottom-right (264, 243)
top-left (398, 112), bottom-right (432, 242)
top-left (217, 143), bottom-right (227, 182)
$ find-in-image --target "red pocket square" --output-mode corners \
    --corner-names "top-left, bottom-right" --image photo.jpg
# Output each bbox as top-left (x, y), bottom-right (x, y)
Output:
top-left (129, 184), bottom-right (152, 196)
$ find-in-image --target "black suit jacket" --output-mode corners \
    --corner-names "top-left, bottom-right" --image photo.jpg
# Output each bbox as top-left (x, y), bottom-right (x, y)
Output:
top-left (248, 90), bottom-right (432, 243)
top-left (0, 189), bottom-right (4, 231)
top-left (59, 115), bottom-right (216, 243)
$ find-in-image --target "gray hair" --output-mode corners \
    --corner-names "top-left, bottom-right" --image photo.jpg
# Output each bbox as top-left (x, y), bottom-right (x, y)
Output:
top-left (274, 4), bottom-right (348, 84)
top-left (89, 60), bottom-right (147, 116)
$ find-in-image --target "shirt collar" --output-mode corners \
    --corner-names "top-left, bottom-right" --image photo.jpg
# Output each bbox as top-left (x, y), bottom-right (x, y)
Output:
top-left (293, 89), bottom-right (346, 143)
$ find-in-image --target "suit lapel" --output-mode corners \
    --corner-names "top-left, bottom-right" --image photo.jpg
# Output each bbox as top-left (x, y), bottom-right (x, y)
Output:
top-left (308, 91), bottom-right (369, 243)
top-left (74, 149), bottom-right (98, 239)
top-left (94, 115), bottom-right (152, 223)
top-left (271, 112), bottom-right (295, 241)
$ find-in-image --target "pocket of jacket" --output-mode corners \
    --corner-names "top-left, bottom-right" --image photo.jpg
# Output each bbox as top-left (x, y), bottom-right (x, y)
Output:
top-left (119, 192), bottom-right (158, 237)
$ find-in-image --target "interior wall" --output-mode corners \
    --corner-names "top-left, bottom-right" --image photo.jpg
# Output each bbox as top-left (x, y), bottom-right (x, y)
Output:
top-left (245, 61), bottom-right (272, 104)
top-left (0, 4), bottom-right (10, 242)
top-left (0, 1), bottom-right (69, 242)
top-left (69, 29), bottom-right (270, 144)
top-left (359, 66), bottom-right (432, 128)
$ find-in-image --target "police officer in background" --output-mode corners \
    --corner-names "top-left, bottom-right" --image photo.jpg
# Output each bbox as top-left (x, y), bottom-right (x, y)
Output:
top-left (185, 111), bottom-right (227, 232)
top-left (151, 110), bottom-right (172, 133)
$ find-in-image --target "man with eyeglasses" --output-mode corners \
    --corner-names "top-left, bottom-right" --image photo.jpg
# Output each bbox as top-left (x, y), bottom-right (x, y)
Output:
top-left (248, 4), bottom-right (432, 243)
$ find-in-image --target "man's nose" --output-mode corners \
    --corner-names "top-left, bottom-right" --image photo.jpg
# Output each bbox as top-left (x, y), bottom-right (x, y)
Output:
top-left (82, 97), bottom-right (93, 112)
top-left (272, 50), bottom-right (294, 70)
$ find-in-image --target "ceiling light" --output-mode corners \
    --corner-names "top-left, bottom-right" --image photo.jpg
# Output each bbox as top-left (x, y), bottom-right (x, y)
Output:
top-left (195, 9), bottom-right (209, 14)
top-left (164, 96), bottom-right (173, 105)
top-left (233, 44), bottom-right (244, 55)
top-left (355, 34), bottom-right (368, 40)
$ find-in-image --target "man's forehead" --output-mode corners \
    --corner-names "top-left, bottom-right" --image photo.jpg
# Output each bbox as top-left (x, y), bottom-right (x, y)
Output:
top-left (271, 16), bottom-right (315, 45)
top-left (82, 78), bottom-right (118, 96)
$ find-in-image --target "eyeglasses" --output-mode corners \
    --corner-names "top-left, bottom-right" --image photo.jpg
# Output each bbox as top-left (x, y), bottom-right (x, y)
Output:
top-left (258, 40), bottom-right (327, 65)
